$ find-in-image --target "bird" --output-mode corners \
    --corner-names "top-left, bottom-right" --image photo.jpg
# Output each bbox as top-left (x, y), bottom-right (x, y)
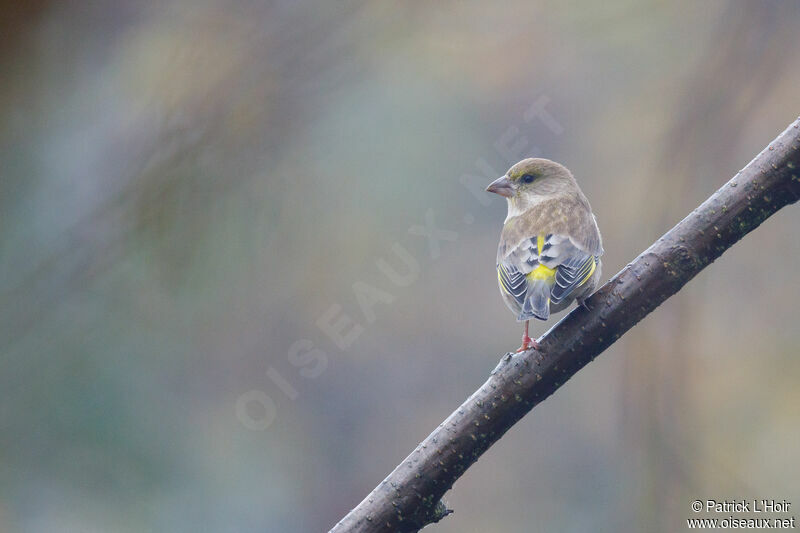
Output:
top-left (486, 158), bottom-right (603, 352)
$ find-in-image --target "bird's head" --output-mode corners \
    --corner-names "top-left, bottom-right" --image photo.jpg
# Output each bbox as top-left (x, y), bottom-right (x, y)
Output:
top-left (486, 158), bottom-right (576, 202)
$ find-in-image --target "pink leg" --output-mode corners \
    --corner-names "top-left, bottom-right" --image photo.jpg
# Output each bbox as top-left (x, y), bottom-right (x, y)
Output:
top-left (516, 320), bottom-right (540, 352)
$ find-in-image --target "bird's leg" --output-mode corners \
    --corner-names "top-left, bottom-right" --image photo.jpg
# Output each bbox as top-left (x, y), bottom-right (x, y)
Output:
top-left (516, 320), bottom-right (540, 352)
top-left (578, 297), bottom-right (592, 312)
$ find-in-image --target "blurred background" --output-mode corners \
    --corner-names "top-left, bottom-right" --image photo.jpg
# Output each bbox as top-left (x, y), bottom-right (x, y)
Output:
top-left (2, 1), bottom-right (799, 532)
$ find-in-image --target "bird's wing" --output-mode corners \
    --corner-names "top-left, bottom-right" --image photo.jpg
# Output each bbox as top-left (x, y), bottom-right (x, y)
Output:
top-left (499, 233), bottom-right (599, 320)
top-left (497, 234), bottom-right (557, 321)
top-left (544, 238), bottom-right (598, 305)
top-left (497, 258), bottom-right (528, 309)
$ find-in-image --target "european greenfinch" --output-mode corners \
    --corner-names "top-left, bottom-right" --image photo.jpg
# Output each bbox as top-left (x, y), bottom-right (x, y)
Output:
top-left (486, 158), bottom-right (603, 351)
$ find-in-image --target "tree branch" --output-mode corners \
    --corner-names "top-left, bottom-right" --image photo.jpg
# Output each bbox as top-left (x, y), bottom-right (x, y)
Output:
top-left (330, 117), bottom-right (800, 533)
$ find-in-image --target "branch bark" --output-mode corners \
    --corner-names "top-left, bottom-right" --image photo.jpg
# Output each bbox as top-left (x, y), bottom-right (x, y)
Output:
top-left (330, 118), bottom-right (800, 533)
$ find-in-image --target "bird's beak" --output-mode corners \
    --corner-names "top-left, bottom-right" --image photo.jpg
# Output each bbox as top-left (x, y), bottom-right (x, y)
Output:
top-left (486, 176), bottom-right (514, 198)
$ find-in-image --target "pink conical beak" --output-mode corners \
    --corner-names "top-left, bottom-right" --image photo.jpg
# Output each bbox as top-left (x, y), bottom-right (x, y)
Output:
top-left (486, 176), bottom-right (514, 198)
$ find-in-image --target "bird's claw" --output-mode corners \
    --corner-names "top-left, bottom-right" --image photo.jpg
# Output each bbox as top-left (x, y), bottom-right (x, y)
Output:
top-left (516, 335), bottom-right (540, 352)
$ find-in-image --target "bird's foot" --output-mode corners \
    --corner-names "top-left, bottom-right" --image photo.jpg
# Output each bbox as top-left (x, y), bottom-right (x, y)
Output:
top-left (516, 335), bottom-right (540, 352)
top-left (578, 298), bottom-right (592, 312)
top-left (492, 336), bottom-right (540, 375)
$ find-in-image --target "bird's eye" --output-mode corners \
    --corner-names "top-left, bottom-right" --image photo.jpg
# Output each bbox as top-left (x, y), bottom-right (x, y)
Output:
top-left (521, 174), bottom-right (535, 184)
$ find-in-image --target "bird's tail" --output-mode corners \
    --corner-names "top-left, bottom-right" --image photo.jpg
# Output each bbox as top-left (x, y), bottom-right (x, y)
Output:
top-left (518, 279), bottom-right (550, 321)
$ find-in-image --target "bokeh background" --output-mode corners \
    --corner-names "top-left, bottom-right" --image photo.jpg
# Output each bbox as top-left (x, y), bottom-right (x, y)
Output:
top-left (2, 1), bottom-right (799, 532)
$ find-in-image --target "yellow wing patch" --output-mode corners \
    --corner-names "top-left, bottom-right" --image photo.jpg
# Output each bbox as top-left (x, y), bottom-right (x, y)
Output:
top-left (498, 269), bottom-right (509, 292)
top-left (527, 263), bottom-right (556, 281)
top-left (577, 257), bottom-right (597, 287)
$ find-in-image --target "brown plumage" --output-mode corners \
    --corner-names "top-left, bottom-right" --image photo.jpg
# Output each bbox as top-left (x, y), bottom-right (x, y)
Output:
top-left (487, 158), bottom-right (603, 351)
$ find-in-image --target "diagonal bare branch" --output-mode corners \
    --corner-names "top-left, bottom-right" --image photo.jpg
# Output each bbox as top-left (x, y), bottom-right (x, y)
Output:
top-left (330, 117), bottom-right (800, 533)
